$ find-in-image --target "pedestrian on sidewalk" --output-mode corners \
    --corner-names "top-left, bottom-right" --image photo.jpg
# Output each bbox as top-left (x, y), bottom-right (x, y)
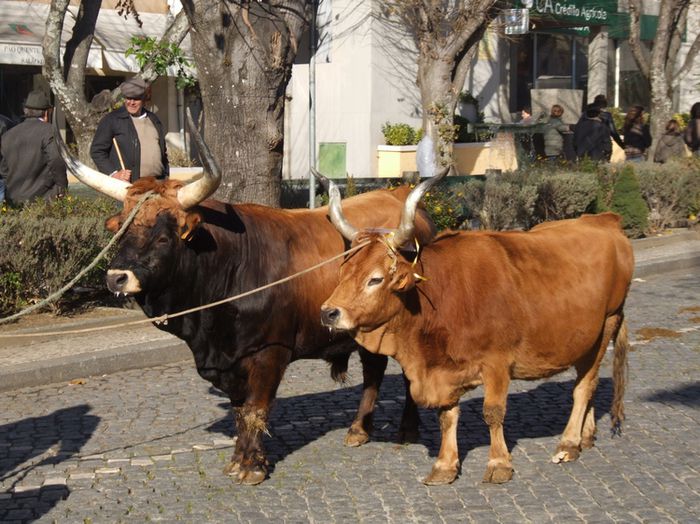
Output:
top-left (543, 104), bottom-right (570, 162)
top-left (654, 119), bottom-right (687, 163)
top-left (573, 104), bottom-right (611, 162)
top-left (90, 77), bottom-right (169, 183)
top-left (684, 102), bottom-right (700, 157)
top-left (0, 90), bottom-right (67, 205)
top-left (623, 106), bottom-right (652, 163)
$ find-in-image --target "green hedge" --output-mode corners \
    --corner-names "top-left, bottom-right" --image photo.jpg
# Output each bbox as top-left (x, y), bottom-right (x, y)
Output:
top-left (0, 196), bottom-right (119, 316)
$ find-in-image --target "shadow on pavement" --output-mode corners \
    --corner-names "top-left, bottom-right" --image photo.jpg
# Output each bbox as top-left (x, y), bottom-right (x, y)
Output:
top-left (0, 404), bottom-right (100, 523)
top-left (644, 381), bottom-right (700, 407)
top-left (204, 375), bottom-right (616, 476)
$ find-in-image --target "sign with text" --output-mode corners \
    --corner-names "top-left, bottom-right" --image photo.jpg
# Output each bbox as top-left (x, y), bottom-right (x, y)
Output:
top-left (527, 0), bottom-right (617, 26)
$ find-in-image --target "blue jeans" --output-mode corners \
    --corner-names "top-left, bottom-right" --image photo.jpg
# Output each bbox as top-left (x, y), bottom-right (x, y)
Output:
top-left (0, 179), bottom-right (4, 203)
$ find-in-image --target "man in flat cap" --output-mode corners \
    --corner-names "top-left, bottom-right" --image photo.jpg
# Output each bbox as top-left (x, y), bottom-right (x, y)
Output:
top-left (90, 77), bottom-right (169, 183)
top-left (0, 89), bottom-right (67, 205)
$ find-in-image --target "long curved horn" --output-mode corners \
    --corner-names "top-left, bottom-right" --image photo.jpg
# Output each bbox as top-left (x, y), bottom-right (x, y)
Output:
top-left (177, 108), bottom-right (222, 209)
top-left (53, 119), bottom-right (129, 202)
top-left (310, 167), bottom-right (329, 193)
top-left (327, 180), bottom-right (358, 241)
top-left (390, 165), bottom-right (450, 249)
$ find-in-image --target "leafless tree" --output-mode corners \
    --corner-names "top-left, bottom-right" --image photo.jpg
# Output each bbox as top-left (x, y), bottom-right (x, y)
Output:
top-left (377, 1), bottom-right (500, 165)
top-left (627, 0), bottom-right (700, 154)
top-left (181, 1), bottom-right (312, 206)
top-left (42, 0), bottom-right (189, 163)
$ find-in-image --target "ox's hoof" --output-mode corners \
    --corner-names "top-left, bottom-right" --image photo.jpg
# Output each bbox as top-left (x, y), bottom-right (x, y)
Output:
top-left (581, 435), bottom-right (596, 450)
top-left (422, 466), bottom-right (458, 486)
top-left (398, 426), bottom-right (419, 444)
top-left (344, 427), bottom-right (370, 448)
top-left (551, 445), bottom-right (581, 464)
top-left (223, 461), bottom-right (240, 476)
top-left (482, 463), bottom-right (513, 484)
top-left (234, 469), bottom-right (267, 486)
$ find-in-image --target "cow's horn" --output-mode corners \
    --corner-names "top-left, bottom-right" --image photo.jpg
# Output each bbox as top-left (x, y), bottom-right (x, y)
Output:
top-left (390, 166), bottom-right (450, 249)
top-left (177, 108), bottom-right (222, 209)
top-left (53, 119), bottom-right (129, 202)
top-left (327, 180), bottom-right (358, 241)
top-left (310, 167), bottom-right (330, 193)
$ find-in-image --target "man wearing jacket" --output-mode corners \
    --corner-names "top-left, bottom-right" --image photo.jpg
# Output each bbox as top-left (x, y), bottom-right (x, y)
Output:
top-left (0, 90), bottom-right (67, 205)
top-left (90, 77), bottom-right (169, 182)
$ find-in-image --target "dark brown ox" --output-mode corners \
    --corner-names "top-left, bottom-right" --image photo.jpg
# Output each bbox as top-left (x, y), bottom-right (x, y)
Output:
top-left (321, 176), bottom-right (634, 485)
top-left (55, 121), bottom-right (436, 485)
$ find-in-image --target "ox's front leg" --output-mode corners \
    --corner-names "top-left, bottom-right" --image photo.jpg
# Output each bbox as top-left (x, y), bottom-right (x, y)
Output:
top-left (345, 349), bottom-right (388, 447)
top-left (423, 404), bottom-right (460, 485)
top-left (224, 346), bottom-right (290, 485)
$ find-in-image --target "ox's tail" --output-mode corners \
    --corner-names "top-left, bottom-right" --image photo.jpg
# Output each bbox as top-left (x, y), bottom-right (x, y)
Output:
top-left (611, 317), bottom-right (629, 436)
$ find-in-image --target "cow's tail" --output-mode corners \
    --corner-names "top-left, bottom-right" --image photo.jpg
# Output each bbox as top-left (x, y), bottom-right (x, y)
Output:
top-left (611, 317), bottom-right (629, 436)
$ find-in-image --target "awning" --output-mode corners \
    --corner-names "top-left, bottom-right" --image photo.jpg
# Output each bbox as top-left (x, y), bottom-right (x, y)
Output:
top-left (0, 1), bottom-right (192, 74)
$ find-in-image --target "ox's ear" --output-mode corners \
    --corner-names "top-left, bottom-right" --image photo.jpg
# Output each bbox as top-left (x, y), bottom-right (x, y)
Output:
top-left (179, 212), bottom-right (202, 242)
top-left (105, 214), bottom-right (122, 233)
top-left (390, 266), bottom-right (417, 293)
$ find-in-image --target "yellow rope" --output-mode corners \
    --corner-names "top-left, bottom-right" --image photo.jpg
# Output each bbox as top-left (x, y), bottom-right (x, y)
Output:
top-left (0, 240), bottom-right (370, 338)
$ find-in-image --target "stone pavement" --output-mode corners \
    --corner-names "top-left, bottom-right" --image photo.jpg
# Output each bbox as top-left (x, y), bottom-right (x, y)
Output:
top-left (0, 266), bottom-right (698, 522)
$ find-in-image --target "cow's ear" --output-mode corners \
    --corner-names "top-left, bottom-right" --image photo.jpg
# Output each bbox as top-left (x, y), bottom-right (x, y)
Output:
top-left (179, 212), bottom-right (202, 241)
top-left (391, 267), bottom-right (416, 293)
top-left (105, 214), bottom-right (121, 233)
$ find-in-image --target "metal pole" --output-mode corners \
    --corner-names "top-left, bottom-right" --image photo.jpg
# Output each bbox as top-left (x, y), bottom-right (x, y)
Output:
top-left (614, 41), bottom-right (620, 108)
top-left (308, 1), bottom-right (317, 208)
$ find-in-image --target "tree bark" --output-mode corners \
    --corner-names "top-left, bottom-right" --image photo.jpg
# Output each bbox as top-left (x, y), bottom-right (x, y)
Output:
top-left (181, 1), bottom-right (311, 206)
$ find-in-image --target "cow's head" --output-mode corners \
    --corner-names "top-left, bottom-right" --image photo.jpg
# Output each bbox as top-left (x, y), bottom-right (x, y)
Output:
top-left (55, 114), bottom-right (220, 296)
top-left (321, 168), bottom-right (448, 332)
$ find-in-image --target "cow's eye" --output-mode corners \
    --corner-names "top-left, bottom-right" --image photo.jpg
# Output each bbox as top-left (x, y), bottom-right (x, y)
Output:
top-left (368, 276), bottom-right (384, 286)
top-left (156, 235), bottom-right (169, 244)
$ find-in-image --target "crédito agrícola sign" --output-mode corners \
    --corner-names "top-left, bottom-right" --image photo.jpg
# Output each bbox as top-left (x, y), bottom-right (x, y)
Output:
top-left (529, 0), bottom-right (616, 25)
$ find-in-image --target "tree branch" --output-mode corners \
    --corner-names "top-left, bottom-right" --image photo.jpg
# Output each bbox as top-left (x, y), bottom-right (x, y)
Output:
top-left (627, 0), bottom-right (649, 80)
top-left (140, 9), bottom-right (190, 84)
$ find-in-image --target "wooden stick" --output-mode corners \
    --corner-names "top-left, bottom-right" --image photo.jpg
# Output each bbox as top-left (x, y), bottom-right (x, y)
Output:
top-left (112, 138), bottom-right (126, 170)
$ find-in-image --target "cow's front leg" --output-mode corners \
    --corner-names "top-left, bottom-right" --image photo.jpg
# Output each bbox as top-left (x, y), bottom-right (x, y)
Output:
top-left (481, 366), bottom-right (513, 484)
top-left (423, 404), bottom-right (460, 485)
top-left (397, 373), bottom-right (420, 443)
top-left (223, 347), bottom-right (290, 485)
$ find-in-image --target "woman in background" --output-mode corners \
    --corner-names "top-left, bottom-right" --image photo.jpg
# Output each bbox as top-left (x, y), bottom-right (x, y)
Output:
top-left (622, 106), bottom-right (652, 162)
top-left (654, 119), bottom-right (687, 163)
top-left (684, 102), bottom-right (700, 156)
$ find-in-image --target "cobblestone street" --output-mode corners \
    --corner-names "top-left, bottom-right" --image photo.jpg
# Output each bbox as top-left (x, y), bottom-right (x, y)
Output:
top-left (0, 269), bottom-right (698, 523)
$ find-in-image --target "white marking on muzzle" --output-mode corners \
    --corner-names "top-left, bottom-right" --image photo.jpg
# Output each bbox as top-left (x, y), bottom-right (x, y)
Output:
top-left (106, 269), bottom-right (142, 294)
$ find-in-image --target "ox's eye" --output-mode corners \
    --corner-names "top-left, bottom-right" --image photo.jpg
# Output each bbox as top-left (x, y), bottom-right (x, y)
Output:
top-left (367, 276), bottom-right (384, 287)
top-left (156, 235), bottom-right (170, 244)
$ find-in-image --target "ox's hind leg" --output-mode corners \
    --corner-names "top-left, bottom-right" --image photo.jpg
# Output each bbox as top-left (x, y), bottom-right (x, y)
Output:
top-left (346, 349), bottom-right (420, 446)
top-left (482, 365), bottom-right (514, 484)
top-left (553, 314), bottom-right (622, 464)
top-left (423, 404), bottom-right (460, 485)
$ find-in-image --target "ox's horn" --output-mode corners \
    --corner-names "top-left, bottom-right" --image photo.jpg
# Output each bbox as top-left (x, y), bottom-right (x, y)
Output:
top-left (390, 166), bottom-right (450, 249)
top-left (53, 119), bottom-right (129, 202)
top-left (310, 167), bottom-right (330, 193)
top-left (327, 180), bottom-right (358, 241)
top-left (177, 108), bottom-right (222, 209)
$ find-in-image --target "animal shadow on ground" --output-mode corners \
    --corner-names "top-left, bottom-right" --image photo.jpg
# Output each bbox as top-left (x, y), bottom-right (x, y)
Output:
top-left (205, 375), bottom-right (615, 476)
top-left (645, 381), bottom-right (700, 407)
top-left (0, 404), bottom-right (100, 523)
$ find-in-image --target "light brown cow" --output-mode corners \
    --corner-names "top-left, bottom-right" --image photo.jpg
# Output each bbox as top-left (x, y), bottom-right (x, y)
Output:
top-left (321, 177), bottom-right (634, 485)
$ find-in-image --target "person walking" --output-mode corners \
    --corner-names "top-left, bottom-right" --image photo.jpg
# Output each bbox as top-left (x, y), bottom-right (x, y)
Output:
top-left (90, 77), bottom-right (169, 183)
top-left (654, 119), bottom-right (687, 163)
top-left (543, 104), bottom-right (570, 161)
top-left (684, 102), bottom-right (700, 157)
top-left (0, 90), bottom-right (67, 205)
top-left (573, 104), bottom-right (611, 162)
top-left (592, 94), bottom-right (624, 156)
top-left (622, 106), bottom-right (652, 162)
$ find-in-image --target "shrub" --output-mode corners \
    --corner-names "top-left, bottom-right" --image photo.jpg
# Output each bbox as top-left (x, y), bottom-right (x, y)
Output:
top-left (635, 160), bottom-right (700, 232)
top-left (381, 122), bottom-right (422, 146)
top-left (0, 196), bottom-right (119, 316)
top-left (535, 172), bottom-right (598, 222)
top-left (608, 164), bottom-right (649, 238)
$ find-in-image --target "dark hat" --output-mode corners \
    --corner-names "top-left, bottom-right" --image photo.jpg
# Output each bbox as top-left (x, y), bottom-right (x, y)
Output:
top-left (585, 103), bottom-right (601, 118)
top-left (120, 77), bottom-right (148, 99)
top-left (24, 90), bottom-right (52, 110)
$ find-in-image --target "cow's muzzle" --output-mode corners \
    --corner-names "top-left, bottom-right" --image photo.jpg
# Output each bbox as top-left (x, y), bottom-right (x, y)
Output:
top-left (106, 269), bottom-right (142, 295)
top-left (320, 306), bottom-right (341, 328)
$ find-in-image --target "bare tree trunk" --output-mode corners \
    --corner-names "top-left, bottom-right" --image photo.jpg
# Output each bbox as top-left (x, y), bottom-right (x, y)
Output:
top-left (182, 1), bottom-right (310, 206)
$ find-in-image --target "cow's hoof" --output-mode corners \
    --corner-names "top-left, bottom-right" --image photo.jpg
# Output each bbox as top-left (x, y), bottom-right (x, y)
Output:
top-left (552, 443), bottom-right (581, 464)
top-left (344, 427), bottom-right (370, 447)
top-left (223, 461), bottom-right (240, 476)
top-left (482, 463), bottom-right (513, 484)
top-left (234, 469), bottom-right (266, 485)
top-left (581, 436), bottom-right (596, 449)
top-left (398, 427), bottom-right (419, 444)
top-left (422, 467), bottom-right (458, 486)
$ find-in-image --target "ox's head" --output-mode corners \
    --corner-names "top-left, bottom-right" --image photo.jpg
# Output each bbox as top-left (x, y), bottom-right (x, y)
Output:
top-left (321, 168), bottom-right (448, 333)
top-left (55, 113), bottom-right (221, 297)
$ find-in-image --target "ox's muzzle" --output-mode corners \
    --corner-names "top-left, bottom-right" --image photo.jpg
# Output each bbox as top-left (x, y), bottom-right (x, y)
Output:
top-left (106, 269), bottom-right (142, 296)
top-left (321, 306), bottom-right (341, 328)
